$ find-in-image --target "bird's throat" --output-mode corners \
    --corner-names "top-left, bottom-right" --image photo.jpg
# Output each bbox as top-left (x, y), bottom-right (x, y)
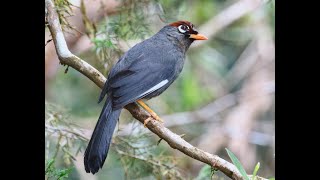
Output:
top-left (166, 34), bottom-right (192, 54)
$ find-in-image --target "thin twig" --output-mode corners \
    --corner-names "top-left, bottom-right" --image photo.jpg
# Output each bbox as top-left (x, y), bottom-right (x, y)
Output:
top-left (45, 39), bottom-right (53, 46)
top-left (45, 0), bottom-right (242, 179)
top-left (116, 148), bottom-right (173, 169)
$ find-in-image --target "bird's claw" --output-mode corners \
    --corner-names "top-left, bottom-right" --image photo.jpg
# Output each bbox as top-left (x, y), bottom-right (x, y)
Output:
top-left (151, 113), bottom-right (164, 123)
top-left (143, 117), bottom-right (153, 127)
top-left (143, 114), bottom-right (164, 127)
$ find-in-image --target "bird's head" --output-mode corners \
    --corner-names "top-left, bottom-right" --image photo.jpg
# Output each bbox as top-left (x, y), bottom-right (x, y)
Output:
top-left (159, 20), bottom-right (208, 51)
top-left (169, 21), bottom-right (208, 41)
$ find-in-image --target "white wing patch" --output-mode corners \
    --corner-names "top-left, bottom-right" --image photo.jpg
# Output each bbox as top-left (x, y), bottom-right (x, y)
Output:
top-left (138, 79), bottom-right (169, 98)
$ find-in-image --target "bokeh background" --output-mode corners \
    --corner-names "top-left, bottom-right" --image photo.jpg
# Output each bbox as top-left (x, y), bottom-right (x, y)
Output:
top-left (45, 0), bottom-right (275, 179)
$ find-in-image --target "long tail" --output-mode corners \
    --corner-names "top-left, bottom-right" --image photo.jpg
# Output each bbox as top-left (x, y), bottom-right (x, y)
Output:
top-left (84, 96), bottom-right (121, 174)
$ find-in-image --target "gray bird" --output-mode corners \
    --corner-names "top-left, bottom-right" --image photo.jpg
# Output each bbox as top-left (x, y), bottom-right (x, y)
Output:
top-left (84, 20), bottom-right (208, 174)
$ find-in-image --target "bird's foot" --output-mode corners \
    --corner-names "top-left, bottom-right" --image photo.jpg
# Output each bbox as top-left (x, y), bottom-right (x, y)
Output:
top-left (143, 117), bottom-right (153, 127)
top-left (150, 112), bottom-right (164, 123)
top-left (143, 113), bottom-right (164, 127)
top-left (137, 100), bottom-right (164, 127)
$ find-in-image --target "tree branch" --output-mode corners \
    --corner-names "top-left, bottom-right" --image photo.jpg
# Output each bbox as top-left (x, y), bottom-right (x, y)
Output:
top-left (45, 0), bottom-right (243, 179)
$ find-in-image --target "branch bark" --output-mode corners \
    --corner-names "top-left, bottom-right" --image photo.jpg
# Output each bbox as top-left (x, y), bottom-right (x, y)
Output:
top-left (45, 0), bottom-right (243, 179)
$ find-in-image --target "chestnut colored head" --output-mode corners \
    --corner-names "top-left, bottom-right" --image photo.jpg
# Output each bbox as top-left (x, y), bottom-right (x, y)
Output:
top-left (169, 21), bottom-right (207, 40)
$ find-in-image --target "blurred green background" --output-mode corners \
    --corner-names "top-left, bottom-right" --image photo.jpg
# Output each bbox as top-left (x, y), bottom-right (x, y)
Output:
top-left (45, 0), bottom-right (275, 179)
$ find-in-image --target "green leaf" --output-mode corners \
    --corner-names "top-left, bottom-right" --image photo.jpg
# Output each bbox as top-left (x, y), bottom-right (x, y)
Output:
top-left (195, 165), bottom-right (212, 180)
top-left (269, 178), bottom-right (275, 180)
top-left (252, 162), bottom-right (260, 179)
top-left (225, 148), bottom-right (249, 180)
top-left (105, 40), bottom-right (114, 48)
top-left (45, 159), bottom-right (73, 179)
top-left (56, 167), bottom-right (73, 180)
top-left (45, 159), bottom-right (55, 174)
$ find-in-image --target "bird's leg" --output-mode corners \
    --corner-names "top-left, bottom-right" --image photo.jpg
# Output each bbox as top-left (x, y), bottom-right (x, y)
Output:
top-left (136, 100), bottom-right (164, 127)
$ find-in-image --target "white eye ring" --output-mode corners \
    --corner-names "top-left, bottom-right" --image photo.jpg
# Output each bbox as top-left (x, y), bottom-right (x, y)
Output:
top-left (178, 25), bottom-right (189, 33)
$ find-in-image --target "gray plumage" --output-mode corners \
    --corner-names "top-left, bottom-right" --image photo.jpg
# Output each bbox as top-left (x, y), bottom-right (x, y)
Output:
top-left (100, 25), bottom-right (193, 108)
top-left (84, 22), bottom-right (201, 174)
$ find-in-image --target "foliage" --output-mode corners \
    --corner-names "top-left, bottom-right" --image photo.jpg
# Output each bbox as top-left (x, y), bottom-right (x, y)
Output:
top-left (84, 0), bottom-right (155, 71)
top-left (195, 165), bottom-right (217, 180)
top-left (114, 130), bottom-right (183, 179)
top-left (45, 101), bottom-right (87, 166)
top-left (45, 101), bottom-right (184, 179)
top-left (107, 0), bottom-right (152, 41)
top-left (52, 0), bottom-right (78, 33)
top-left (226, 148), bottom-right (273, 180)
top-left (252, 162), bottom-right (260, 179)
top-left (226, 148), bottom-right (250, 180)
top-left (45, 159), bottom-right (73, 180)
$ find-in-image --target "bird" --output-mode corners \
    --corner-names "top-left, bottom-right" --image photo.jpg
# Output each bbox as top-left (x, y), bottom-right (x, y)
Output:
top-left (84, 20), bottom-right (208, 174)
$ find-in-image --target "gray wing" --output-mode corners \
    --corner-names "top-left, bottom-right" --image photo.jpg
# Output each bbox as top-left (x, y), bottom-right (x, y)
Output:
top-left (108, 58), bottom-right (174, 109)
top-left (98, 37), bottom-right (180, 109)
